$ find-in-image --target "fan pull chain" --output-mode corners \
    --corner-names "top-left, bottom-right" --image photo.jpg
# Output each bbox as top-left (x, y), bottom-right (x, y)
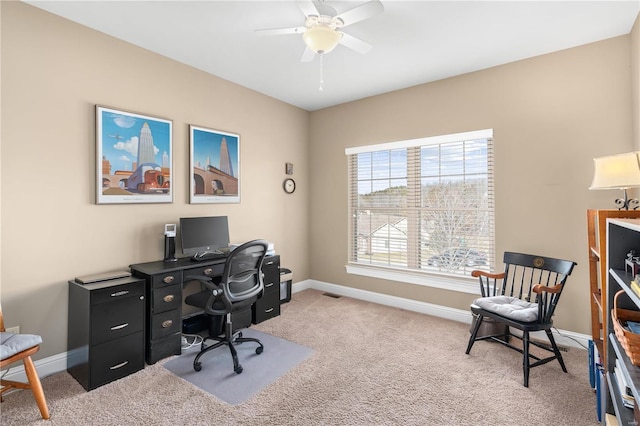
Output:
top-left (319, 54), bottom-right (324, 92)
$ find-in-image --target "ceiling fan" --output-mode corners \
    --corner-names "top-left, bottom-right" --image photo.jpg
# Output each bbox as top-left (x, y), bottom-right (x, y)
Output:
top-left (256, 0), bottom-right (384, 62)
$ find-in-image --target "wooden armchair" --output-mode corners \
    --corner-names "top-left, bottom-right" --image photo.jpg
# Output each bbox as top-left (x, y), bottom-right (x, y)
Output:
top-left (0, 306), bottom-right (50, 419)
top-left (465, 252), bottom-right (577, 387)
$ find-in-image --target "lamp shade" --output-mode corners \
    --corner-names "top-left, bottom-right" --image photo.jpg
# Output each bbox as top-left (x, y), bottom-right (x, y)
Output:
top-left (303, 25), bottom-right (342, 54)
top-left (589, 151), bottom-right (640, 190)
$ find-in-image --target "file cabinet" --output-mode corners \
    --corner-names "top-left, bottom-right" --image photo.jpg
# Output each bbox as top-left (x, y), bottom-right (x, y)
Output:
top-left (67, 276), bottom-right (145, 390)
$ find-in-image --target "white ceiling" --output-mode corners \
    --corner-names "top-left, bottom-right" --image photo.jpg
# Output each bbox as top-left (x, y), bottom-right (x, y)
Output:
top-left (24, 1), bottom-right (640, 111)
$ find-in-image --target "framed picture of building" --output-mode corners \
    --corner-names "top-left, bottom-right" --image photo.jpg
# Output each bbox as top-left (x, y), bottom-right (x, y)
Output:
top-left (189, 125), bottom-right (240, 204)
top-left (96, 105), bottom-right (173, 204)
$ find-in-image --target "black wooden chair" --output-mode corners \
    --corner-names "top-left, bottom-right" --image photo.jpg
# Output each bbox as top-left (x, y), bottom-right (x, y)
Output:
top-left (465, 252), bottom-right (577, 387)
top-left (185, 239), bottom-right (268, 374)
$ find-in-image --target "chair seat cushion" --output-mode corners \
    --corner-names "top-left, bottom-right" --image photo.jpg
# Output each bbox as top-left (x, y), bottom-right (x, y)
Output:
top-left (0, 332), bottom-right (42, 360)
top-left (472, 296), bottom-right (539, 322)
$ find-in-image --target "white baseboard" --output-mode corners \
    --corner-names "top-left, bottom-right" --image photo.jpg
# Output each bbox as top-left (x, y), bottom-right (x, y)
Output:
top-left (293, 279), bottom-right (590, 350)
top-left (4, 279), bottom-right (588, 382)
top-left (298, 279), bottom-right (470, 323)
top-left (1, 351), bottom-right (69, 383)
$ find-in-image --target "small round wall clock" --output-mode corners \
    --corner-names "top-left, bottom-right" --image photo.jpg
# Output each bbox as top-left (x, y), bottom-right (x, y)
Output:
top-left (283, 178), bottom-right (296, 194)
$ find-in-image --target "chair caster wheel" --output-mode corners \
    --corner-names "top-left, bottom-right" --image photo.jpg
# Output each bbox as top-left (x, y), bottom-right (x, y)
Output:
top-left (235, 365), bottom-right (243, 374)
top-left (256, 346), bottom-right (263, 355)
top-left (194, 362), bottom-right (202, 372)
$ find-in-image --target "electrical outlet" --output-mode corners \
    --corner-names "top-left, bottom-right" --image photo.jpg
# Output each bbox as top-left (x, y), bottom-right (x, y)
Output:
top-left (6, 326), bottom-right (20, 334)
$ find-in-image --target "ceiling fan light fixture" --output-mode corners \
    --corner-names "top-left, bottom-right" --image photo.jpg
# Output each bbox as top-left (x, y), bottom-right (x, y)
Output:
top-left (303, 25), bottom-right (342, 54)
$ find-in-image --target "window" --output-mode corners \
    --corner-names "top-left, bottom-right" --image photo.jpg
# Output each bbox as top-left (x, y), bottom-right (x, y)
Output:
top-left (345, 129), bottom-right (494, 291)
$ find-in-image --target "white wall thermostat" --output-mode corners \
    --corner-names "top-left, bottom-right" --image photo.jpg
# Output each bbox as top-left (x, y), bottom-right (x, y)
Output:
top-left (164, 224), bottom-right (176, 237)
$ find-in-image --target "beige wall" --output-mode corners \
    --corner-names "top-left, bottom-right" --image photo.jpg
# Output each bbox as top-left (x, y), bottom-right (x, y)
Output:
top-left (633, 13), bottom-right (640, 150)
top-left (2, 2), bottom-right (638, 361)
top-left (1, 2), bottom-right (310, 359)
top-left (309, 34), bottom-right (634, 335)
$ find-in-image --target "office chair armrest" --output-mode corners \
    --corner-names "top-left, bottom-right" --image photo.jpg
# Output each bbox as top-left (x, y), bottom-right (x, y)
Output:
top-left (185, 274), bottom-right (219, 291)
top-left (185, 274), bottom-right (225, 298)
top-left (532, 283), bottom-right (562, 294)
top-left (185, 274), bottom-right (233, 314)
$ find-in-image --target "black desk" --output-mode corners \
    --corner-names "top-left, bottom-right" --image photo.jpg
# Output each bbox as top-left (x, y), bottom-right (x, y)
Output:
top-left (130, 255), bottom-right (280, 364)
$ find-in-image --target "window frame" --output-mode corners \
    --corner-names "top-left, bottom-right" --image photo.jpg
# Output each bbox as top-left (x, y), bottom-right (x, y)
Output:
top-left (345, 129), bottom-right (494, 294)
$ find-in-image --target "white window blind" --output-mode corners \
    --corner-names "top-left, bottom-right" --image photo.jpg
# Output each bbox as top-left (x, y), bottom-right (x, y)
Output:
top-left (346, 129), bottom-right (495, 280)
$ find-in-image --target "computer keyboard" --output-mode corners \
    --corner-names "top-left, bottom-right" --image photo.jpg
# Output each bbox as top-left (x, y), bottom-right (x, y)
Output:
top-left (190, 251), bottom-right (227, 262)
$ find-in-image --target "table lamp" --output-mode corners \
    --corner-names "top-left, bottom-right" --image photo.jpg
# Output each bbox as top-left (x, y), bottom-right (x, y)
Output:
top-left (589, 151), bottom-right (640, 210)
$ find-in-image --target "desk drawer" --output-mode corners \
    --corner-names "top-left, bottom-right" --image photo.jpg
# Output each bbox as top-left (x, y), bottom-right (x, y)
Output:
top-left (263, 279), bottom-right (278, 294)
top-left (252, 289), bottom-right (280, 324)
top-left (185, 263), bottom-right (225, 280)
top-left (91, 295), bottom-right (144, 346)
top-left (151, 271), bottom-right (183, 288)
top-left (91, 332), bottom-right (144, 389)
top-left (147, 334), bottom-right (181, 365)
top-left (150, 309), bottom-right (181, 339)
top-left (262, 258), bottom-right (280, 290)
top-left (151, 283), bottom-right (181, 314)
top-left (91, 281), bottom-right (144, 305)
top-left (263, 255), bottom-right (280, 269)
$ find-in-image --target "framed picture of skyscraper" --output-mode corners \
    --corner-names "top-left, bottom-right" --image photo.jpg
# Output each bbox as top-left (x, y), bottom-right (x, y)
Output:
top-left (96, 105), bottom-right (173, 204)
top-left (189, 125), bottom-right (240, 204)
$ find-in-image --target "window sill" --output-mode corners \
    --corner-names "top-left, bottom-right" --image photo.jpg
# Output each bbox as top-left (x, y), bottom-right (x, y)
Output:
top-left (345, 264), bottom-right (481, 295)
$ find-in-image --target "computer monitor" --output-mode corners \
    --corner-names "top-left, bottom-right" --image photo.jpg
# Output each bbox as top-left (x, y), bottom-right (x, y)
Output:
top-left (179, 216), bottom-right (230, 257)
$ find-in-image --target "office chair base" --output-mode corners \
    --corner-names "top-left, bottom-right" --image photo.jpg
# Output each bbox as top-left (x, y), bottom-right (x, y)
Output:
top-left (192, 335), bottom-right (264, 374)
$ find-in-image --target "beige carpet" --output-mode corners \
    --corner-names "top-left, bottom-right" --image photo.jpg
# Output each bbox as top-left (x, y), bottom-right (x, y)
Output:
top-left (1, 289), bottom-right (597, 425)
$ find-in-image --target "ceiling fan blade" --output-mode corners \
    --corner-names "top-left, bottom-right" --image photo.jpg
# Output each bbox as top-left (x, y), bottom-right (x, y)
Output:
top-left (300, 46), bottom-right (316, 62)
top-left (339, 32), bottom-right (372, 54)
top-left (255, 26), bottom-right (306, 36)
top-left (334, 0), bottom-right (384, 27)
top-left (296, 0), bottom-right (319, 17)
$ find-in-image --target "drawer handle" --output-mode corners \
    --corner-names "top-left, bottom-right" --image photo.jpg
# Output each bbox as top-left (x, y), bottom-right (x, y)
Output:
top-left (163, 276), bottom-right (175, 284)
top-left (110, 361), bottom-right (129, 370)
top-left (110, 323), bottom-right (129, 331)
top-left (265, 307), bottom-right (274, 313)
top-left (163, 294), bottom-right (175, 303)
top-left (111, 290), bottom-right (129, 297)
top-left (204, 268), bottom-right (213, 276)
top-left (162, 320), bottom-right (173, 328)
top-left (265, 282), bottom-right (274, 288)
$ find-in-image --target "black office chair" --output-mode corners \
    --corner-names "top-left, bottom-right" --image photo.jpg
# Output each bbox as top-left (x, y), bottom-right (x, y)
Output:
top-left (184, 239), bottom-right (268, 374)
top-left (465, 252), bottom-right (577, 387)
